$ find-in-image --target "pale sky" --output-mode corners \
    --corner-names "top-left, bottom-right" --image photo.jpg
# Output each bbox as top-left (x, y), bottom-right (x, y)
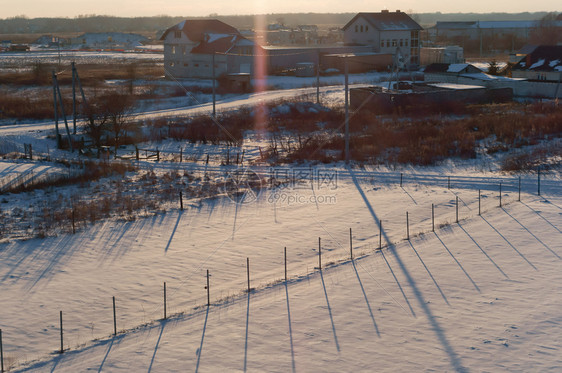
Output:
top-left (2, 0), bottom-right (560, 19)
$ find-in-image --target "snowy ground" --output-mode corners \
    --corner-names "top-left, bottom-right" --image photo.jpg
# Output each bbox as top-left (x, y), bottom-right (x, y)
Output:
top-left (0, 163), bottom-right (560, 372)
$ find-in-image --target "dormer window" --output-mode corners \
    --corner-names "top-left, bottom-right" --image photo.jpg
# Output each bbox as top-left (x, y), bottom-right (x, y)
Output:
top-left (174, 30), bottom-right (182, 38)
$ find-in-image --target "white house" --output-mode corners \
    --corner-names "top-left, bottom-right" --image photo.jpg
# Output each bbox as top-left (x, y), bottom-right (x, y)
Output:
top-left (160, 19), bottom-right (262, 79)
top-left (342, 10), bottom-right (423, 66)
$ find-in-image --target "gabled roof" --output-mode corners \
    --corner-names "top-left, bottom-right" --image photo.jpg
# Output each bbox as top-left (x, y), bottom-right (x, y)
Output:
top-left (343, 11), bottom-right (422, 31)
top-left (512, 45), bottom-right (562, 71)
top-left (191, 34), bottom-right (259, 54)
top-left (160, 19), bottom-right (240, 41)
top-left (424, 63), bottom-right (481, 74)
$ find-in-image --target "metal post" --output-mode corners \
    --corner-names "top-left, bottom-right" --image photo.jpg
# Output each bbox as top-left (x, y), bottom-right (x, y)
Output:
top-left (59, 311), bottom-right (64, 353)
top-left (478, 189), bottom-right (481, 216)
top-left (72, 62), bottom-right (77, 135)
top-left (164, 282), bottom-right (167, 320)
top-left (247, 257), bottom-right (250, 293)
top-left (456, 196), bottom-right (459, 223)
top-left (206, 270), bottom-right (210, 306)
top-left (432, 203), bottom-right (434, 232)
top-left (406, 212), bottom-right (410, 240)
top-left (212, 52), bottom-right (216, 118)
top-left (316, 51), bottom-right (320, 104)
top-left (344, 56), bottom-right (350, 164)
top-left (349, 228), bottom-right (353, 260)
top-left (52, 70), bottom-right (60, 149)
top-left (318, 237), bottom-right (322, 270)
top-left (113, 296), bottom-right (117, 336)
top-left (379, 220), bottom-right (382, 250)
top-left (284, 247), bottom-right (287, 282)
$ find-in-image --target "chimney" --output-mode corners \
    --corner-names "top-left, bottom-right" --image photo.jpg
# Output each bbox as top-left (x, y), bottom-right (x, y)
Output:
top-left (396, 10), bottom-right (401, 13)
top-left (382, 9), bottom-right (389, 13)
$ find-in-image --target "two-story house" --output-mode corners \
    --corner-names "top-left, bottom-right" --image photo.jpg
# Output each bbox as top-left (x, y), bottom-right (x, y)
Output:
top-left (160, 19), bottom-right (262, 79)
top-left (343, 10), bottom-right (423, 66)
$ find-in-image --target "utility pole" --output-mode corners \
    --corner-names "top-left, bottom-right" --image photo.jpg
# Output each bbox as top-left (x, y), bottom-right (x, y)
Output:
top-left (52, 70), bottom-right (60, 149)
top-left (212, 52), bottom-right (216, 118)
top-left (344, 56), bottom-right (350, 164)
top-left (316, 50), bottom-right (320, 104)
top-left (72, 62), bottom-right (77, 135)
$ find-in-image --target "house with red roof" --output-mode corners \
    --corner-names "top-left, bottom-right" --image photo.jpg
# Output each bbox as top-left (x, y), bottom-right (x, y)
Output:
top-left (160, 19), bottom-right (262, 79)
top-left (342, 10), bottom-right (423, 66)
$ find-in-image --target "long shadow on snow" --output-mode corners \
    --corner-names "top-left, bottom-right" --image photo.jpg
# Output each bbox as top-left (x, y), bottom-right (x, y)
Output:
top-left (434, 232), bottom-right (480, 292)
top-left (284, 282), bottom-right (297, 373)
top-left (349, 167), bottom-right (468, 372)
top-left (479, 215), bottom-right (537, 270)
top-left (147, 320), bottom-right (167, 373)
top-left (319, 269), bottom-right (340, 352)
top-left (244, 292), bottom-right (250, 372)
top-left (164, 210), bottom-right (184, 253)
top-left (407, 241), bottom-right (450, 306)
top-left (351, 260), bottom-right (381, 336)
top-left (195, 306), bottom-right (210, 373)
top-left (501, 207), bottom-right (560, 260)
top-left (520, 201), bottom-right (562, 234)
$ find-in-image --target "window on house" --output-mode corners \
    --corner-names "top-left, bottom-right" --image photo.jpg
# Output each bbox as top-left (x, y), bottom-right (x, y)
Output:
top-left (405, 39), bottom-right (408, 47)
top-left (366, 25), bottom-right (369, 32)
top-left (184, 63), bottom-right (189, 66)
top-left (392, 39), bottom-right (397, 47)
top-left (171, 46), bottom-right (176, 54)
top-left (380, 40), bottom-right (385, 48)
top-left (174, 30), bottom-right (182, 38)
top-left (182, 46), bottom-right (186, 55)
top-left (399, 39), bottom-right (403, 47)
top-left (194, 63), bottom-right (199, 67)
top-left (360, 25), bottom-right (363, 32)
top-left (170, 62), bottom-right (174, 67)
top-left (355, 25), bottom-right (358, 32)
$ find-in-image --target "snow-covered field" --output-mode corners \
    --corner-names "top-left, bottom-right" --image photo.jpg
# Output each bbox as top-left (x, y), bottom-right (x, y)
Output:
top-left (1, 162), bottom-right (560, 372)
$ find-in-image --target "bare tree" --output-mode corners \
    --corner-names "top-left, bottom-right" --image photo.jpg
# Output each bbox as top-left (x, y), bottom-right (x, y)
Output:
top-left (530, 13), bottom-right (562, 45)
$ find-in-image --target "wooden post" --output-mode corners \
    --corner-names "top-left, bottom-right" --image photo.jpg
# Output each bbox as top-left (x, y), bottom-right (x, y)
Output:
top-left (379, 220), bottom-right (382, 250)
top-left (164, 282), bottom-right (167, 320)
top-left (349, 228), bottom-right (353, 260)
top-left (59, 311), bottom-right (64, 353)
top-left (179, 191), bottom-right (183, 211)
top-left (113, 296), bottom-right (117, 336)
top-left (456, 196), bottom-right (459, 223)
top-left (1, 328), bottom-right (4, 373)
top-left (72, 208), bottom-right (76, 234)
top-left (518, 176), bottom-right (521, 202)
top-left (236, 152), bottom-right (240, 165)
top-left (206, 270), bottom-right (210, 306)
top-left (247, 257), bottom-right (251, 293)
top-left (156, 149), bottom-right (160, 162)
top-left (537, 167), bottom-right (541, 196)
top-left (179, 148), bottom-right (183, 163)
top-left (400, 173), bottom-right (403, 187)
top-left (406, 212), bottom-right (410, 240)
top-left (432, 203), bottom-right (435, 232)
top-left (206, 154), bottom-right (209, 165)
top-left (448, 176), bottom-right (451, 189)
top-left (284, 247), bottom-right (287, 282)
top-left (135, 146), bottom-right (139, 161)
top-left (240, 150), bottom-right (245, 165)
top-left (478, 189), bottom-right (481, 216)
top-left (318, 237), bottom-right (322, 270)
top-left (499, 182), bottom-right (502, 208)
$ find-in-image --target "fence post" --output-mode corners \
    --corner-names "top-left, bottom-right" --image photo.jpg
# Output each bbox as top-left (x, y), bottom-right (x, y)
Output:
top-left (164, 282), bottom-right (167, 320)
top-left (113, 296), bottom-right (117, 336)
top-left (478, 189), bottom-right (481, 216)
top-left (206, 270), bottom-right (210, 306)
top-left (518, 176), bottom-right (521, 202)
top-left (499, 182), bottom-right (502, 208)
top-left (135, 146), bottom-right (139, 161)
top-left (206, 154), bottom-right (209, 165)
top-left (59, 311), bottom-right (64, 354)
top-left (432, 203), bottom-right (435, 232)
top-left (247, 257), bottom-right (251, 293)
top-left (179, 191), bottom-right (183, 211)
top-left (379, 220), bottom-right (382, 250)
top-left (179, 148), bottom-right (183, 163)
top-left (456, 196), bottom-right (459, 223)
top-left (72, 208), bottom-right (76, 234)
top-left (1, 328), bottom-right (4, 373)
top-left (400, 173), bottom-right (403, 187)
top-left (537, 167), bottom-right (541, 196)
top-left (349, 228), bottom-right (353, 260)
top-left (241, 150), bottom-right (245, 165)
top-left (448, 176), bottom-right (451, 189)
top-left (407, 212), bottom-right (410, 240)
top-left (284, 247), bottom-right (287, 282)
top-left (318, 237), bottom-right (322, 270)
top-left (156, 149), bottom-right (160, 162)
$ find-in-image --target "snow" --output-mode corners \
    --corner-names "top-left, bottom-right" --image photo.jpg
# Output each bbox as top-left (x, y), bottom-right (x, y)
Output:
top-left (549, 59), bottom-right (560, 68)
top-left (1, 167), bottom-right (560, 372)
top-left (447, 64), bottom-right (469, 73)
top-left (427, 83), bottom-right (485, 90)
top-left (529, 59), bottom-right (545, 70)
top-left (206, 33), bottom-right (232, 44)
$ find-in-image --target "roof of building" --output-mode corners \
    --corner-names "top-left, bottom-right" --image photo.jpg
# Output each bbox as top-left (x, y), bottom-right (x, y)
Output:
top-left (160, 19), bottom-right (240, 41)
top-left (434, 20), bottom-right (562, 30)
top-left (190, 33), bottom-right (257, 54)
top-left (424, 63), bottom-right (481, 74)
top-left (512, 45), bottom-right (562, 71)
top-left (343, 11), bottom-right (422, 31)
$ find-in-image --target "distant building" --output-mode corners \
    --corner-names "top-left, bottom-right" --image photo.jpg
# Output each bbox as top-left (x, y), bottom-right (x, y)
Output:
top-left (510, 45), bottom-right (562, 82)
top-left (160, 19), bottom-right (262, 79)
top-left (430, 21), bottom-right (542, 41)
top-left (342, 10), bottom-right (423, 66)
top-left (420, 46), bottom-right (464, 65)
